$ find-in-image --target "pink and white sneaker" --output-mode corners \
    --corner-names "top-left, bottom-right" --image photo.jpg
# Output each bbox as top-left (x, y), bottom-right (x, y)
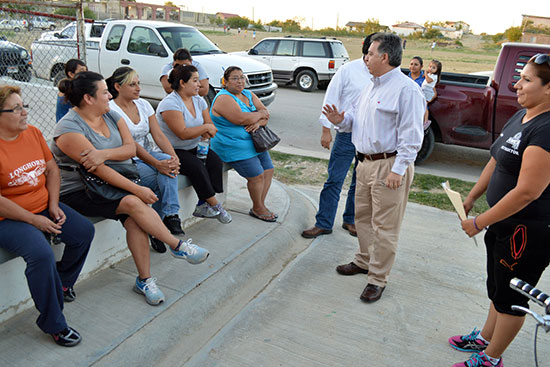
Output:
top-left (452, 351), bottom-right (503, 367)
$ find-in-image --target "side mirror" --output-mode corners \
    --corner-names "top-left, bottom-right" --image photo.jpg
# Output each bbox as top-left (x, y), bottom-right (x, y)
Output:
top-left (249, 49), bottom-right (258, 55)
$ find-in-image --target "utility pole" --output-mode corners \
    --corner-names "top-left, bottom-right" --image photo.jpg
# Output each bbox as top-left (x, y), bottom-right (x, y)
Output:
top-left (336, 13), bottom-right (339, 30)
top-left (252, 7), bottom-right (254, 22)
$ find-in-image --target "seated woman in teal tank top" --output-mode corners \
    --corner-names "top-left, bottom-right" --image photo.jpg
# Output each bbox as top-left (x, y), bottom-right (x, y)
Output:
top-left (210, 66), bottom-right (277, 222)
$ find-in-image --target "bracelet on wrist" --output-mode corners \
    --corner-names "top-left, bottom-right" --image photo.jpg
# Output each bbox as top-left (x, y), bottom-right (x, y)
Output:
top-left (473, 216), bottom-right (482, 231)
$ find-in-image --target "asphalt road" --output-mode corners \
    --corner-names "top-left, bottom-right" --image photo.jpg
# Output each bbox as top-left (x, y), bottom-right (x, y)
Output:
top-left (268, 83), bottom-right (491, 182)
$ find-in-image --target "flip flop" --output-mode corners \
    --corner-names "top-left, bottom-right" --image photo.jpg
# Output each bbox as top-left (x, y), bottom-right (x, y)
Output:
top-left (249, 209), bottom-right (277, 222)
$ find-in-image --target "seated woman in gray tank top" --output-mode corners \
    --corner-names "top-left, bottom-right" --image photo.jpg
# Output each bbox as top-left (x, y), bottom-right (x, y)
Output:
top-left (53, 71), bottom-right (210, 306)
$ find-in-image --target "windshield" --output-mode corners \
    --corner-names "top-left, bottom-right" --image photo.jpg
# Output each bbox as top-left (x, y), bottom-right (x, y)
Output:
top-left (330, 42), bottom-right (349, 58)
top-left (158, 27), bottom-right (222, 55)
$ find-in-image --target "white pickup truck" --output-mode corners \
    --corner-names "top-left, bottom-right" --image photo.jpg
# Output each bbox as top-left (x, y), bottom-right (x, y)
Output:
top-left (31, 20), bottom-right (277, 105)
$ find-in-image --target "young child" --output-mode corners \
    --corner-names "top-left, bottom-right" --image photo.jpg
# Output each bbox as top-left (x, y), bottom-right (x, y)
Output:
top-left (421, 59), bottom-right (442, 125)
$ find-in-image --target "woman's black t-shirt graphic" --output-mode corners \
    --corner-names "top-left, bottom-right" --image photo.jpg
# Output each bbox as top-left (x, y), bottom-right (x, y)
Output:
top-left (487, 109), bottom-right (550, 219)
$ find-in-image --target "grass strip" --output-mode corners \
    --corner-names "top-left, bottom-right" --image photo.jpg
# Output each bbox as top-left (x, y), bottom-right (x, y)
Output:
top-left (270, 150), bottom-right (489, 216)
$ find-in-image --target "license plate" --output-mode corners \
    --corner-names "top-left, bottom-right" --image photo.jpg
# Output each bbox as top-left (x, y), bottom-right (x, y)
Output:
top-left (7, 66), bottom-right (18, 74)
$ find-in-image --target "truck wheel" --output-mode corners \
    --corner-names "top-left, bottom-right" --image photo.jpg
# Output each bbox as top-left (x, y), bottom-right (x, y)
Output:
top-left (415, 126), bottom-right (435, 164)
top-left (49, 25), bottom-right (56, 31)
top-left (14, 27), bottom-right (20, 32)
top-left (53, 69), bottom-right (65, 87)
top-left (296, 70), bottom-right (317, 92)
top-left (12, 69), bottom-right (32, 82)
top-left (317, 81), bottom-right (329, 90)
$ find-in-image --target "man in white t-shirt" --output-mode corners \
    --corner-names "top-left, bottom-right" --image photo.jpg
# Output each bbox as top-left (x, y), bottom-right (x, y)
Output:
top-left (159, 48), bottom-right (209, 96)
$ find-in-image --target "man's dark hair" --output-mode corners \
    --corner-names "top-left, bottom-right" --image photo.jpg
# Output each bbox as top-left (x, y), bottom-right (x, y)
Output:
top-left (362, 33), bottom-right (377, 55)
top-left (370, 33), bottom-right (402, 67)
top-left (173, 48), bottom-right (192, 62)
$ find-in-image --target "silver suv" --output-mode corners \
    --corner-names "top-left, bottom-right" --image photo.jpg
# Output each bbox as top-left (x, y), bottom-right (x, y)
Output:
top-left (234, 36), bottom-right (349, 92)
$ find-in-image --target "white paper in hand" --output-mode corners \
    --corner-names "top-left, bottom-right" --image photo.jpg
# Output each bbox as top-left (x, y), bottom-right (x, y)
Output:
top-left (441, 181), bottom-right (478, 246)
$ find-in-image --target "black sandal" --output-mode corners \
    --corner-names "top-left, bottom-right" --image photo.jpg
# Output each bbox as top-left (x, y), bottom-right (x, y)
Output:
top-left (249, 209), bottom-right (276, 222)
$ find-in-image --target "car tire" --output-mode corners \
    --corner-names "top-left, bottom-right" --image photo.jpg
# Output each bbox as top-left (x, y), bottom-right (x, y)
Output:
top-left (296, 70), bottom-right (317, 92)
top-left (53, 68), bottom-right (65, 87)
top-left (317, 81), bottom-right (329, 90)
top-left (13, 69), bottom-right (32, 82)
top-left (49, 25), bottom-right (56, 31)
top-left (415, 126), bottom-right (435, 164)
top-left (14, 27), bottom-right (20, 32)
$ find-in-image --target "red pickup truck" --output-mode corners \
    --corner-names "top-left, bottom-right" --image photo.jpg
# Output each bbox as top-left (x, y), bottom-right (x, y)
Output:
top-left (416, 42), bottom-right (550, 163)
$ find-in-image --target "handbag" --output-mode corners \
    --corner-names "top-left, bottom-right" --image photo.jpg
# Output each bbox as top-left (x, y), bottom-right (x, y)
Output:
top-left (249, 125), bottom-right (280, 152)
top-left (78, 161), bottom-right (141, 202)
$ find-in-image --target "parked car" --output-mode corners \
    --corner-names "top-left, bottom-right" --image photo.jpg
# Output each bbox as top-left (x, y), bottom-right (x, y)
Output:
top-left (232, 36), bottom-right (349, 92)
top-left (32, 20), bottom-right (278, 106)
top-left (29, 16), bottom-right (56, 31)
top-left (410, 42), bottom-right (550, 163)
top-left (0, 37), bottom-right (32, 82)
top-left (0, 19), bottom-right (27, 33)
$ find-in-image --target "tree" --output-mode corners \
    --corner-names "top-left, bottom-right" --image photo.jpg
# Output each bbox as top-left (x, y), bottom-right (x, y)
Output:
top-left (504, 26), bottom-right (522, 42)
top-left (492, 33), bottom-right (504, 43)
top-left (423, 21), bottom-right (444, 39)
top-left (360, 18), bottom-right (384, 34)
top-left (54, 7), bottom-right (97, 20)
top-left (226, 16), bottom-right (250, 29)
top-left (164, 1), bottom-right (176, 7)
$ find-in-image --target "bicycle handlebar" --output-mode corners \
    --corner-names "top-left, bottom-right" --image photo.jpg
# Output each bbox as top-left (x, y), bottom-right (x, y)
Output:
top-left (510, 278), bottom-right (550, 316)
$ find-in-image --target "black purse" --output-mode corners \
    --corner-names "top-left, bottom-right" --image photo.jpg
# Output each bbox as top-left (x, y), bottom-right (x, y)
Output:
top-left (78, 161), bottom-right (141, 202)
top-left (249, 126), bottom-right (280, 153)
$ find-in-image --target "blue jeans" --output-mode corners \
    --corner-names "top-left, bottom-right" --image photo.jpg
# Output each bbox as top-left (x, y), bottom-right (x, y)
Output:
top-left (315, 132), bottom-right (357, 230)
top-left (0, 203), bottom-right (94, 334)
top-left (136, 151), bottom-right (180, 218)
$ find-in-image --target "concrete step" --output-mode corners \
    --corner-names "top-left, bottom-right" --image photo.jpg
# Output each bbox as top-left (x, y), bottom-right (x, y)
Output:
top-left (0, 173), bottom-right (317, 367)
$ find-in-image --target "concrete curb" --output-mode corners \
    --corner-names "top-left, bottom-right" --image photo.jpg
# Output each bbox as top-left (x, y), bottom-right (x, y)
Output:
top-left (91, 182), bottom-right (317, 367)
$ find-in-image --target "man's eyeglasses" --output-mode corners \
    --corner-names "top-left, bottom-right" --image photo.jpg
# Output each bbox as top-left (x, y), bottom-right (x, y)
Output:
top-left (530, 53), bottom-right (550, 67)
top-left (0, 104), bottom-right (28, 113)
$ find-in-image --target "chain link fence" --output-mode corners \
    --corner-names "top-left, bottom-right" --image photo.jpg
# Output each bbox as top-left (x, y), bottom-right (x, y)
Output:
top-left (0, 1), bottom-right (89, 140)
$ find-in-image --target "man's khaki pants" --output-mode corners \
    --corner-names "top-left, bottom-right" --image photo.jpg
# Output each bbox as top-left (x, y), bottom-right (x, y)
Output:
top-left (353, 156), bottom-right (414, 287)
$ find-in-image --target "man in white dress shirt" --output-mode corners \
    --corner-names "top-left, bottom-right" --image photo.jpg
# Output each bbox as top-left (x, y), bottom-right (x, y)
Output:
top-left (323, 33), bottom-right (424, 303)
top-left (301, 34), bottom-right (374, 239)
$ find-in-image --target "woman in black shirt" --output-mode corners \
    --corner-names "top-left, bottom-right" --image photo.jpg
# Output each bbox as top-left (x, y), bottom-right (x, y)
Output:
top-left (448, 54), bottom-right (550, 367)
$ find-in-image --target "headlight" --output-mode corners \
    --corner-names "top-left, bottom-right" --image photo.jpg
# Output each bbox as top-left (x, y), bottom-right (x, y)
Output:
top-left (20, 49), bottom-right (28, 58)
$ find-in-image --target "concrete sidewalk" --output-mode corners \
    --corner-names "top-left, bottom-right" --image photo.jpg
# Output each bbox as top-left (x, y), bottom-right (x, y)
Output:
top-left (1, 173), bottom-right (549, 366)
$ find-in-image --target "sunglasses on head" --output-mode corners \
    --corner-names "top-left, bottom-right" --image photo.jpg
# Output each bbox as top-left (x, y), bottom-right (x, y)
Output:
top-left (530, 53), bottom-right (550, 66)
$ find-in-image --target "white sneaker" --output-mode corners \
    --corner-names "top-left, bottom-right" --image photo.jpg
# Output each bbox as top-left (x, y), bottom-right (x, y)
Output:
top-left (192, 203), bottom-right (220, 218)
top-left (133, 277), bottom-right (165, 305)
top-left (170, 239), bottom-right (209, 264)
top-left (213, 203), bottom-right (232, 224)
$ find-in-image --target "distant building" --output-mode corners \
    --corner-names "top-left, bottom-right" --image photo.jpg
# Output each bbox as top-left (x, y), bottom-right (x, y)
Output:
top-left (84, 1), bottom-right (214, 25)
top-left (521, 14), bottom-right (550, 44)
top-left (433, 25), bottom-right (464, 39)
top-left (215, 12), bottom-right (240, 21)
top-left (345, 21), bottom-right (366, 32)
top-left (445, 21), bottom-right (470, 34)
top-left (391, 22), bottom-right (425, 36)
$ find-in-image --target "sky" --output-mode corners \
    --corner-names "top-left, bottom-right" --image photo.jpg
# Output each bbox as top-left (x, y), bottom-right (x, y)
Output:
top-left (147, 0), bottom-right (550, 35)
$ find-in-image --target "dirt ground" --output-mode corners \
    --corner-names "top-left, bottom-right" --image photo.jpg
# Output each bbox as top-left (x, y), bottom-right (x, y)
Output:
top-left (202, 28), bottom-right (498, 74)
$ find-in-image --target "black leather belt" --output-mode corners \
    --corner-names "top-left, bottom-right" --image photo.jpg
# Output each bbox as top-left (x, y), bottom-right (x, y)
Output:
top-left (356, 151), bottom-right (397, 162)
